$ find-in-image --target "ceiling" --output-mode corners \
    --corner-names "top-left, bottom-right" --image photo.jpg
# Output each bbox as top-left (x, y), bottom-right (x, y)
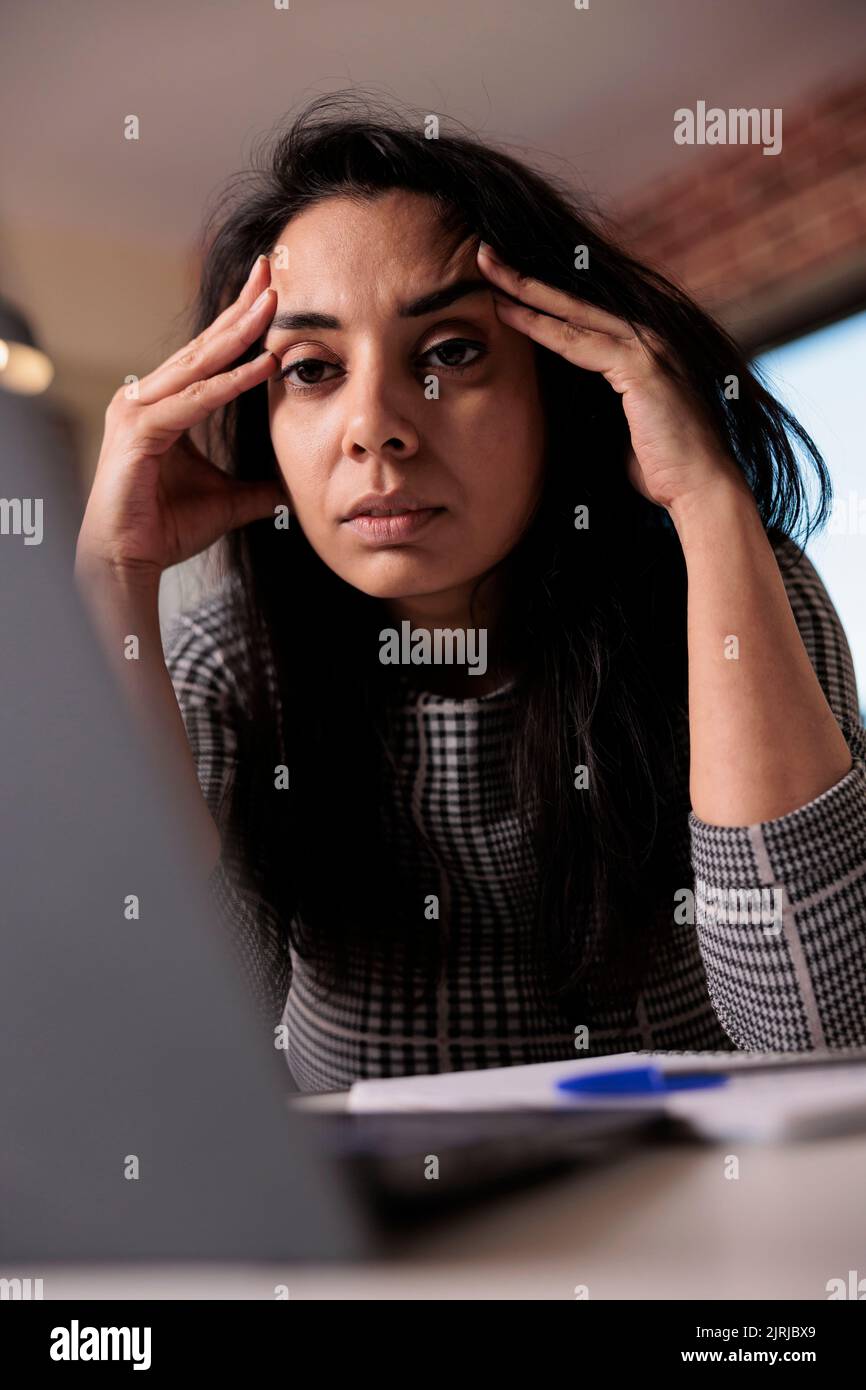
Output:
top-left (2, 0), bottom-right (865, 449)
top-left (4, 0), bottom-right (866, 243)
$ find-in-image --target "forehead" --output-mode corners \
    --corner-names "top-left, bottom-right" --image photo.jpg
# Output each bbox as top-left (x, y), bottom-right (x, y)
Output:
top-left (269, 191), bottom-right (474, 307)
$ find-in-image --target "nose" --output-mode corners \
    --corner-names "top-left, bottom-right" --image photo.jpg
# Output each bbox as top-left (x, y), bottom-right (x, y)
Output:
top-left (339, 361), bottom-right (420, 466)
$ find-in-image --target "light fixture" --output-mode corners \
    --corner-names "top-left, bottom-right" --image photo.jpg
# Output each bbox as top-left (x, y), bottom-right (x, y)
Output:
top-left (0, 300), bottom-right (54, 395)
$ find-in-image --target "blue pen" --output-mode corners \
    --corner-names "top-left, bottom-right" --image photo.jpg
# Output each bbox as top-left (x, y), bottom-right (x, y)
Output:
top-left (556, 1065), bottom-right (729, 1096)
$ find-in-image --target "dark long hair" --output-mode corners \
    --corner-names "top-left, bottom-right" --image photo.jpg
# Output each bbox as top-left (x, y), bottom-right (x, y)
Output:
top-left (190, 92), bottom-right (829, 1013)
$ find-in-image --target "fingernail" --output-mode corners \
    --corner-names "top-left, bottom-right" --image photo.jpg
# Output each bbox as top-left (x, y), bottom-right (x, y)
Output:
top-left (247, 254), bottom-right (267, 281)
top-left (249, 287), bottom-right (272, 312)
top-left (479, 240), bottom-right (501, 261)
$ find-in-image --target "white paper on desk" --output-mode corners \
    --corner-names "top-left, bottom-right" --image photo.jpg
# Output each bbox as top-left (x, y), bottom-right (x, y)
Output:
top-left (347, 1048), bottom-right (866, 1141)
top-left (348, 1051), bottom-right (648, 1113)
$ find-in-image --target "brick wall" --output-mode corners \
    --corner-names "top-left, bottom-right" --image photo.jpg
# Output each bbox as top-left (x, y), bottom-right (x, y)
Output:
top-left (616, 78), bottom-right (866, 351)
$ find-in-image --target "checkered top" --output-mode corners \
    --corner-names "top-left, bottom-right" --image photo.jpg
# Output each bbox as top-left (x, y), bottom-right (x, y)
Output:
top-left (164, 537), bottom-right (866, 1092)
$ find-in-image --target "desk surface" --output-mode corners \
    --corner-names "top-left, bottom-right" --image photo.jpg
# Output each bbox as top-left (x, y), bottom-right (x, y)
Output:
top-left (12, 1091), bottom-right (866, 1300)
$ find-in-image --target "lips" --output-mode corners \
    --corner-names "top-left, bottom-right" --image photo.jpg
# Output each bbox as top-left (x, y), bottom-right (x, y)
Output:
top-left (356, 506), bottom-right (418, 517)
top-left (343, 491), bottom-right (439, 521)
top-left (345, 508), bottom-right (445, 543)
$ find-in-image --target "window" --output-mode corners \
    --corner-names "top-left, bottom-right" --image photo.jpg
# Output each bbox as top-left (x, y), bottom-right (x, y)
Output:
top-left (754, 307), bottom-right (866, 720)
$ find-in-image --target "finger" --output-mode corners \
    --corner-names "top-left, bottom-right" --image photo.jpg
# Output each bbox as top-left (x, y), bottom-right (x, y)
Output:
top-left (137, 349), bottom-right (280, 445)
top-left (477, 243), bottom-right (634, 342)
top-left (493, 296), bottom-right (636, 378)
top-left (137, 286), bottom-right (277, 405)
top-left (224, 477), bottom-right (289, 533)
top-left (163, 254), bottom-right (271, 366)
top-left (137, 255), bottom-right (272, 400)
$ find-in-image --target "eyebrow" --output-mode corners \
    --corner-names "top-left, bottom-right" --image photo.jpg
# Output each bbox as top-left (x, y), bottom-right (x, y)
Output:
top-left (267, 276), bottom-right (492, 333)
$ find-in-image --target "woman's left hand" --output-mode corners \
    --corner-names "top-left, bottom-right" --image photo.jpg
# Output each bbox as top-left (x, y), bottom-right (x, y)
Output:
top-left (477, 242), bottom-right (747, 515)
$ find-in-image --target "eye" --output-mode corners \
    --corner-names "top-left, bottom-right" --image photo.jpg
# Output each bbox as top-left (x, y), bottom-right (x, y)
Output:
top-left (419, 338), bottom-right (487, 373)
top-left (277, 357), bottom-right (343, 392)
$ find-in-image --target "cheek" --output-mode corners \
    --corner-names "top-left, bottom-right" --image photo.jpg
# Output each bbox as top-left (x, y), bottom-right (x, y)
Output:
top-left (268, 406), bottom-right (331, 514)
top-left (462, 455), bottom-right (543, 547)
top-left (446, 336), bottom-right (545, 449)
top-left (447, 382), bottom-right (546, 521)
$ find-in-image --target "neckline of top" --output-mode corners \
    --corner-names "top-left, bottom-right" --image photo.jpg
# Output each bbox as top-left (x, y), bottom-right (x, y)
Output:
top-left (393, 668), bottom-right (518, 707)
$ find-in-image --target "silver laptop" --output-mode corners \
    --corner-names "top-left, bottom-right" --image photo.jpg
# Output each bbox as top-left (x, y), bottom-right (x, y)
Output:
top-left (0, 390), bottom-right (375, 1261)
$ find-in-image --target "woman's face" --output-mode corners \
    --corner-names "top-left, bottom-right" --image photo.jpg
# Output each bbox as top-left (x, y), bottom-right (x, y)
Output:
top-left (264, 190), bottom-right (547, 607)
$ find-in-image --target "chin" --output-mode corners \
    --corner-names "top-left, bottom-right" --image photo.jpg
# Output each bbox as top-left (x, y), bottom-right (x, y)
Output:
top-left (339, 552), bottom-right (459, 601)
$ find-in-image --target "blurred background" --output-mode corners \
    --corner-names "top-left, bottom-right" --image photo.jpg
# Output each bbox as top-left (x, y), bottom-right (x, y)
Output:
top-left (2, 0), bottom-right (865, 698)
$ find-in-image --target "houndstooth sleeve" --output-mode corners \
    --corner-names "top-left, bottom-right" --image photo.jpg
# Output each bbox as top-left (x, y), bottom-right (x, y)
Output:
top-left (163, 594), bottom-right (291, 1029)
top-left (689, 536), bottom-right (866, 1050)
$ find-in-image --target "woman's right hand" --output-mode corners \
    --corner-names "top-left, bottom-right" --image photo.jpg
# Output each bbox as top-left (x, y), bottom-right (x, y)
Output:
top-left (75, 254), bottom-right (284, 586)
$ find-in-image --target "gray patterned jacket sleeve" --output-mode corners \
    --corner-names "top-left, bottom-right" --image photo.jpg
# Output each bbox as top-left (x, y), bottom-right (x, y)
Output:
top-left (163, 596), bottom-right (291, 1028)
top-left (689, 538), bottom-right (866, 1050)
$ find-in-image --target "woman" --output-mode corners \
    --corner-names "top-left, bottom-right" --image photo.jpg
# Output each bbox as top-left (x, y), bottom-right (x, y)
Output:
top-left (75, 95), bottom-right (866, 1092)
